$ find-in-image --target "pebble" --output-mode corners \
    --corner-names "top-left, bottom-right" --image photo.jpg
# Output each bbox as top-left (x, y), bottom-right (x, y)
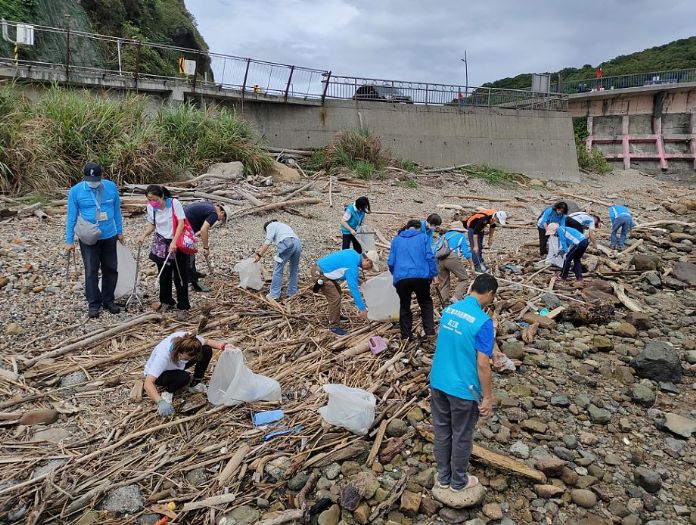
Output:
top-left (570, 489), bottom-right (597, 508)
top-left (387, 418), bottom-right (409, 437)
top-left (98, 485), bottom-right (144, 514)
top-left (634, 466), bottom-right (663, 493)
top-left (60, 370), bottom-right (87, 388)
top-left (222, 505), bottom-right (259, 525)
top-left (510, 441), bottom-right (530, 459)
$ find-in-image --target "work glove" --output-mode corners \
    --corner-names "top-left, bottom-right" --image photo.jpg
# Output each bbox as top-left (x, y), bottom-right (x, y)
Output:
top-left (156, 399), bottom-right (175, 417)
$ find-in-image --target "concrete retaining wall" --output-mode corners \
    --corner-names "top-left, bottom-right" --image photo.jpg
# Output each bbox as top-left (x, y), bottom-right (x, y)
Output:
top-left (222, 99), bottom-right (579, 181)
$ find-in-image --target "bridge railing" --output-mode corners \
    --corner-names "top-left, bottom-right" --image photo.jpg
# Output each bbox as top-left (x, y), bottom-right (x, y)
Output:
top-left (0, 19), bottom-right (567, 110)
top-left (552, 67), bottom-right (696, 94)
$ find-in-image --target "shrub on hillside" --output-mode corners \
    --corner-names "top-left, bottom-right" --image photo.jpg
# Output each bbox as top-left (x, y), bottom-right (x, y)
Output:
top-left (313, 129), bottom-right (389, 179)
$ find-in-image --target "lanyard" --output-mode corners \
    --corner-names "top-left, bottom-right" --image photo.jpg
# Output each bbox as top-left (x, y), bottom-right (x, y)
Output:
top-left (84, 182), bottom-right (103, 212)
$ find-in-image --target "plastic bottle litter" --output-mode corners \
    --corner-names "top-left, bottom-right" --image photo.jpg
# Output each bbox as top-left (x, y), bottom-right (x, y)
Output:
top-left (233, 258), bottom-right (264, 290)
top-left (318, 384), bottom-right (376, 435)
top-left (362, 271), bottom-right (400, 322)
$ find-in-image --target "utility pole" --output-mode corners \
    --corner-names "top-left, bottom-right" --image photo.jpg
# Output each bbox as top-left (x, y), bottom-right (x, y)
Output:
top-left (461, 52), bottom-right (469, 98)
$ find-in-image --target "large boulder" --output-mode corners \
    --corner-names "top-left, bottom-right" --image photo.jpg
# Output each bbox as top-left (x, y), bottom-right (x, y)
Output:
top-left (631, 341), bottom-right (682, 383)
top-left (631, 254), bottom-right (660, 272)
top-left (671, 262), bottom-right (696, 287)
top-left (207, 161), bottom-right (244, 179)
top-left (270, 161), bottom-right (302, 182)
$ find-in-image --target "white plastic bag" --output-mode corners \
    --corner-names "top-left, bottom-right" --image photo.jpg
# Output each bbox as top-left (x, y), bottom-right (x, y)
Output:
top-left (354, 225), bottom-right (377, 252)
top-left (318, 384), bottom-right (376, 435)
top-left (363, 271), bottom-right (400, 321)
top-left (545, 235), bottom-right (565, 268)
top-left (100, 241), bottom-right (137, 299)
top-left (234, 258), bottom-right (264, 290)
top-left (207, 347), bottom-right (282, 406)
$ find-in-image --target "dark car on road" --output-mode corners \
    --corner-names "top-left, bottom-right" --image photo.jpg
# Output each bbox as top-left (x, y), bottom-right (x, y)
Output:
top-left (353, 84), bottom-right (413, 103)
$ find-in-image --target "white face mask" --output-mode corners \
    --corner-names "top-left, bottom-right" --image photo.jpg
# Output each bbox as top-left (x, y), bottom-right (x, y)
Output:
top-left (86, 180), bottom-right (101, 189)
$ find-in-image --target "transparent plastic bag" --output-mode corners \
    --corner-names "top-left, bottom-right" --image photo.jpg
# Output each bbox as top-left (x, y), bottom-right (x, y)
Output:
top-left (207, 347), bottom-right (282, 406)
top-left (545, 236), bottom-right (565, 268)
top-left (234, 258), bottom-right (264, 290)
top-left (100, 241), bottom-right (137, 299)
top-left (318, 384), bottom-right (376, 435)
top-left (363, 271), bottom-right (400, 322)
top-left (354, 225), bottom-right (377, 253)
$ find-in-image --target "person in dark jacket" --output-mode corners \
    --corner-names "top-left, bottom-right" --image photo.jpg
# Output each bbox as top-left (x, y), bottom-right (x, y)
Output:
top-left (388, 219), bottom-right (439, 340)
top-left (184, 201), bottom-right (227, 292)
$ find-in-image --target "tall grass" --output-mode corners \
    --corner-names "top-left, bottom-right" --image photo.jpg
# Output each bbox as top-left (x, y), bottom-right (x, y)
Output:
top-left (312, 129), bottom-right (389, 179)
top-left (0, 85), bottom-right (272, 194)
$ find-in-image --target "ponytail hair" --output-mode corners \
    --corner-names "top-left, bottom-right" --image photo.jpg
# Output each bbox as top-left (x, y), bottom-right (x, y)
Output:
top-left (146, 184), bottom-right (172, 199)
top-left (171, 332), bottom-right (202, 362)
top-left (399, 218), bottom-right (421, 233)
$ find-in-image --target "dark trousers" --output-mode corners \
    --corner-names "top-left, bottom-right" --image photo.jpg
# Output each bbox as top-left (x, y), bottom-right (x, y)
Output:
top-left (156, 250), bottom-right (191, 310)
top-left (79, 236), bottom-right (118, 310)
top-left (395, 278), bottom-right (434, 338)
top-left (467, 228), bottom-right (485, 268)
top-left (155, 345), bottom-right (213, 393)
top-left (189, 256), bottom-right (200, 287)
top-left (431, 387), bottom-right (479, 490)
top-left (538, 227), bottom-right (549, 256)
top-left (561, 238), bottom-right (589, 280)
top-left (342, 233), bottom-right (363, 254)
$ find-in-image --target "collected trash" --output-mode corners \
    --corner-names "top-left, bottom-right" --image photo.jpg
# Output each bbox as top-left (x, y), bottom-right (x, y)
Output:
top-left (354, 225), bottom-right (377, 252)
top-left (539, 308), bottom-right (550, 316)
top-left (368, 335), bottom-right (388, 355)
top-left (363, 271), bottom-right (400, 322)
top-left (493, 352), bottom-right (517, 371)
top-left (252, 409), bottom-right (284, 426)
top-left (233, 258), bottom-right (264, 290)
top-left (545, 235), bottom-right (565, 268)
top-left (318, 384), bottom-right (376, 435)
top-left (103, 241), bottom-right (137, 299)
top-left (264, 424), bottom-right (302, 442)
top-left (207, 347), bottom-right (282, 406)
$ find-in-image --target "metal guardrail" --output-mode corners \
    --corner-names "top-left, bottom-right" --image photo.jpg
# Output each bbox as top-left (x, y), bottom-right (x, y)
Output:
top-left (552, 67), bottom-right (696, 94)
top-left (0, 19), bottom-right (567, 110)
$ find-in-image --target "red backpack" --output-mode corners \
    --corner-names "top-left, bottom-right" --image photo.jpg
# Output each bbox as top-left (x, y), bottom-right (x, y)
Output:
top-left (171, 204), bottom-right (198, 255)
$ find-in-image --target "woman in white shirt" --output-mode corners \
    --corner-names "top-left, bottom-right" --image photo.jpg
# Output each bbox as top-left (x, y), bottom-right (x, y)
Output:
top-left (143, 331), bottom-right (227, 417)
top-left (139, 185), bottom-right (191, 321)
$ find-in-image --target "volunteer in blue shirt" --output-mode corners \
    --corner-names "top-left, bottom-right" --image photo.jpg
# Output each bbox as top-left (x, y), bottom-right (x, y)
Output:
top-left (608, 202), bottom-right (633, 250)
top-left (340, 196), bottom-right (370, 253)
top-left (430, 274), bottom-right (497, 506)
top-left (388, 219), bottom-right (439, 341)
top-left (547, 222), bottom-right (589, 281)
top-left (65, 162), bottom-right (124, 319)
top-left (184, 201), bottom-right (227, 292)
top-left (420, 213), bottom-right (442, 246)
top-left (537, 201), bottom-right (568, 256)
top-left (436, 221), bottom-right (476, 303)
top-left (312, 248), bottom-right (379, 335)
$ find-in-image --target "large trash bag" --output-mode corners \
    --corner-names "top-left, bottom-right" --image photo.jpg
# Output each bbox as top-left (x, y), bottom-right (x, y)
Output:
top-left (354, 225), bottom-right (377, 252)
top-left (100, 241), bottom-right (137, 299)
top-left (546, 235), bottom-right (565, 268)
top-left (363, 271), bottom-right (400, 322)
top-left (207, 347), bottom-right (282, 406)
top-left (318, 384), bottom-right (376, 435)
top-left (233, 258), bottom-right (264, 290)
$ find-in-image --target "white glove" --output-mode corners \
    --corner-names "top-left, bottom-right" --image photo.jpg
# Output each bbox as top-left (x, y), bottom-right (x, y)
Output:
top-left (156, 399), bottom-right (175, 417)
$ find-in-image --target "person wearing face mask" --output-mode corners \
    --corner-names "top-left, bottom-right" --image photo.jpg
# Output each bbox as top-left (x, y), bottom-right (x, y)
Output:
top-left (138, 185), bottom-right (191, 321)
top-left (65, 162), bottom-right (124, 319)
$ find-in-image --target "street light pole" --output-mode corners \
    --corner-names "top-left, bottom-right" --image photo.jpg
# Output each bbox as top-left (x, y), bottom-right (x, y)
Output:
top-left (461, 52), bottom-right (468, 98)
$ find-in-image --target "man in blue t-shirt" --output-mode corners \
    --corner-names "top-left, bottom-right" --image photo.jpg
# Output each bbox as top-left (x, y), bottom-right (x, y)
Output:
top-left (430, 274), bottom-right (498, 506)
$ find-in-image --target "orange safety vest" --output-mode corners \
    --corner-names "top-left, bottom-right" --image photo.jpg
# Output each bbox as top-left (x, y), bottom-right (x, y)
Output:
top-left (466, 208), bottom-right (496, 228)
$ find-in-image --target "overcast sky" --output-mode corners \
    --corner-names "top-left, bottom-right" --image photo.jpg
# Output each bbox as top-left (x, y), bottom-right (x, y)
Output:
top-left (186, 0), bottom-right (696, 87)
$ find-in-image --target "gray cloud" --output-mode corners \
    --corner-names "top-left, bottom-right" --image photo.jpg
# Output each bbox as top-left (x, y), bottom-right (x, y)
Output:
top-left (186, 0), bottom-right (696, 87)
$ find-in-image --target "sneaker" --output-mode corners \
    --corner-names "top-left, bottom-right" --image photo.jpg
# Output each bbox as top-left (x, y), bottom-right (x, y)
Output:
top-left (434, 479), bottom-right (450, 490)
top-left (176, 310), bottom-right (189, 322)
top-left (157, 303), bottom-right (174, 314)
top-left (88, 307), bottom-right (100, 319)
top-left (161, 391), bottom-right (174, 404)
top-left (450, 475), bottom-right (480, 493)
top-left (188, 382), bottom-right (207, 394)
top-left (192, 283), bottom-right (210, 293)
top-left (195, 271), bottom-right (206, 279)
top-left (330, 327), bottom-right (348, 336)
top-left (103, 303), bottom-right (121, 314)
top-left (340, 314), bottom-right (349, 322)
top-left (266, 293), bottom-right (280, 301)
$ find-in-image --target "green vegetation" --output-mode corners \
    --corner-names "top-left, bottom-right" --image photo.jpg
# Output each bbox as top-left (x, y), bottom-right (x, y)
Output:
top-left (0, 84), bottom-right (271, 193)
top-left (396, 178), bottom-right (418, 188)
top-left (486, 36), bottom-right (696, 91)
top-left (393, 159), bottom-right (419, 172)
top-left (573, 118), bottom-right (612, 173)
top-left (461, 165), bottom-right (528, 186)
top-left (313, 129), bottom-right (389, 180)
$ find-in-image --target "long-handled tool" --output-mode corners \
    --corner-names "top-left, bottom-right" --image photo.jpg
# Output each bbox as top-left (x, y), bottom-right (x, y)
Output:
top-left (125, 244), bottom-right (144, 311)
top-left (435, 283), bottom-right (446, 308)
top-left (156, 251), bottom-right (173, 281)
top-left (64, 250), bottom-right (78, 284)
top-left (204, 253), bottom-right (214, 276)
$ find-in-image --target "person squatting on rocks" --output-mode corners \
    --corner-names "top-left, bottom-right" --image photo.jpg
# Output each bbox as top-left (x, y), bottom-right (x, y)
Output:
top-left (436, 221), bottom-right (475, 303)
top-left (312, 248), bottom-right (380, 336)
top-left (388, 219), bottom-right (438, 341)
top-left (254, 219), bottom-right (302, 300)
top-left (139, 185), bottom-right (191, 321)
top-left (537, 201), bottom-right (569, 256)
top-left (183, 201), bottom-right (227, 292)
top-left (430, 273), bottom-right (498, 507)
top-left (65, 162), bottom-right (124, 319)
top-left (143, 331), bottom-right (227, 417)
top-left (420, 213), bottom-right (442, 246)
top-left (609, 202), bottom-right (633, 250)
top-left (546, 222), bottom-right (589, 281)
top-left (340, 196), bottom-right (371, 253)
top-left (569, 210), bottom-right (601, 248)
top-left (465, 209), bottom-right (507, 272)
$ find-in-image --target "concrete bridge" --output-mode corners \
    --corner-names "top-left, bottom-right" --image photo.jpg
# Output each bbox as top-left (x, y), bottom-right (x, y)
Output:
top-left (568, 82), bottom-right (696, 172)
